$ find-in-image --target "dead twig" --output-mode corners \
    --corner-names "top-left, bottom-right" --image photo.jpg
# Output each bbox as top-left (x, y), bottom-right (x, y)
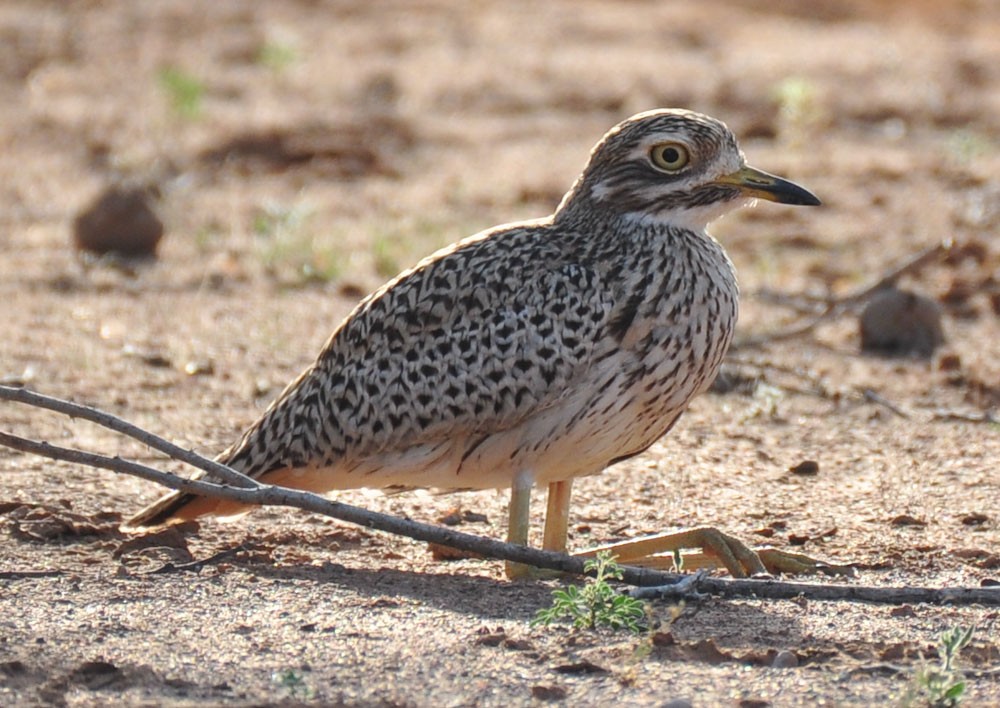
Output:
top-left (677, 575), bottom-right (1000, 606)
top-left (0, 569), bottom-right (65, 580)
top-left (0, 386), bottom-right (256, 489)
top-left (721, 358), bottom-right (911, 419)
top-left (735, 239), bottom-right (951, 350)
top-left (931, 409), bottom-right (999, 425)
top-left (858, 388), bottom-right (911, 419)
top-left (143, 543), bottom-right (250, 575)
top-left (2, 385), bottom-right (999, 606)
top-left (754, 288), bottom-right (833, 315)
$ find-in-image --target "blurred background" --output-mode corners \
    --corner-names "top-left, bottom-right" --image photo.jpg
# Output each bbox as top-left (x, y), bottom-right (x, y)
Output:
top-left (3, 1), bottom-right (997, 296)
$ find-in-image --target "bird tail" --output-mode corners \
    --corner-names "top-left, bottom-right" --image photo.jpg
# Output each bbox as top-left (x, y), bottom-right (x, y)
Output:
top-left (120, 479), bottom-right (256, 532)
top-left (123, 363), bottom-right (331, 532)
top-left (121, 441), bottom-right (260, 532)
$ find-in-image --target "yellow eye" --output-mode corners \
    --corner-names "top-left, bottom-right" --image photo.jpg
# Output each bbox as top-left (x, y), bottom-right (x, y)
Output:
top-left (650, 142), bottom-right (690, 171)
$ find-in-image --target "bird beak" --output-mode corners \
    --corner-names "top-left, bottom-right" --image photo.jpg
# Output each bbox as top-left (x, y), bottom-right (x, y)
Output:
top-left (715, 165), bottom-right (821, 206)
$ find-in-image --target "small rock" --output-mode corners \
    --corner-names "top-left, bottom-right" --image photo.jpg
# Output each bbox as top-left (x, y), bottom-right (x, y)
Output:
top-left (473, 627), bottom-right (505, 647)
top-left (428, 542), bottom-right (484, 562)
top-left (890, 604), bottom-right (916, 617)
top-left (651, 631), bottom-right (676, 647)
top-left (709, 366), bottom-right (759, 395)
top-left (789, 460), bottom-right (819, 476)
top-left (338, 282), bottom-right (368, 299)
top-left (73, 185), bottom-right (164, 258)
top-left (475, 633), bottom-right (505, 647)
top-left (434, 508), bottom-right (487, 525)
top-left (772, 650), bottom-right (799, 668)
top-left (437, 509), bottom-right (463, 526)
top-left (879, 643), bottom-right (908, 661)
top-left (502, 637), bottom-right (535, 651)
top-left (961, 512), bottom-right (989, 526)
top-left (859, 287), bottom-right (944, 358)
top-left (660, 699), bottom-right (693, 708)
top-left (121, 344), bottom-right (172, 368)
top-left (937, 352), bottom-right (962, 371)
top-left (70, 660), bottom-right (122, 690)
top-left (532, 685), bottom-right (568, 701)
top-left (553, 660), bottom-right (608, 675)
top-left (890, 514), bottom-right (927, 527)
top-left (0, 661), bottom-right (27, 676)
top-left (990, 292), bottom-right (1000, 316)
top-left (183, 360), bottom-right (215, 376)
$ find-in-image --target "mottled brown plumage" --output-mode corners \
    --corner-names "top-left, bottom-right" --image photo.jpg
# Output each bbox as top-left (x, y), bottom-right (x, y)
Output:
top-left (126, 109), bottom-right (819, 575)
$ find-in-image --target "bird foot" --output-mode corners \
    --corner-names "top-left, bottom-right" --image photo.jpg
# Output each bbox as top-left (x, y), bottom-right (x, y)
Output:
top-left (575, 526), bottom-right (855, 579)
top-left (755, 547), bottom-right (856, 577)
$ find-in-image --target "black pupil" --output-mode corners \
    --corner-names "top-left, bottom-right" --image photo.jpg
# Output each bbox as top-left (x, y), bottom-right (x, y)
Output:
top-left (663, 147), bottom-right (680, 164)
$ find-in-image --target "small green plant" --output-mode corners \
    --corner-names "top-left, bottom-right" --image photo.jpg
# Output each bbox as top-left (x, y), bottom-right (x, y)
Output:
top-left (272, 669), bottom-right (312, 699)
top-left (945, 129), bottom-right (990, 166)
top-left (371, 231), bottom-right (405, 279)
top-left (253, 202), bottom-right (341, 285)
top-left (369, 217), bottom-right (455, 279)
top-left (194, 224), bottom-right (223, 255)
top-left (158, 66), bottom-right (205, 119)
top-left (773, 76), bottom-right (824, 146)
top-left (742, 381), bottom-right (784, 421)
top-left (901, 626), bottom-right (974, 707)
top-left (532, 551), bottom-right (647, 633)
top-left (257, 41), bottom-right (298, 73)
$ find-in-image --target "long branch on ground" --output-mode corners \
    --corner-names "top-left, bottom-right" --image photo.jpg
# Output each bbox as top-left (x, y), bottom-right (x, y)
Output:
top-left (1, 385), bottom-right (999, 606)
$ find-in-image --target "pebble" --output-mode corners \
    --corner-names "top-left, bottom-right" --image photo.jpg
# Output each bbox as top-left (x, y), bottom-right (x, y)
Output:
top-left (660, 699), bottom-right (693, 708)
top-left (772, 650), bottom-right (799, 668)
top-left (73, 184), bottom-right (164, 257)
top-left (859, 287), bottom-right (944, 358)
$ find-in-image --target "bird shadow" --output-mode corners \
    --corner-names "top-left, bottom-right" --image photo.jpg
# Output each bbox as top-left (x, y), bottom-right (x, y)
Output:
top-left (223, 544), bottom-right (814, 651)
top-left (239, 557), bottom-right (553, 622)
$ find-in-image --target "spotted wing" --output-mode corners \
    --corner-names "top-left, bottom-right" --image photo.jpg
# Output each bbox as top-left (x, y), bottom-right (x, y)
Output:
top-left (222, 227), bottom-right (616, 477)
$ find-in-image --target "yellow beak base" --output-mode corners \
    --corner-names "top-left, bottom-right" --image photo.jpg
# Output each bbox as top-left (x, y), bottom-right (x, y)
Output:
top-left (715, 165), bottom-right (821, 206)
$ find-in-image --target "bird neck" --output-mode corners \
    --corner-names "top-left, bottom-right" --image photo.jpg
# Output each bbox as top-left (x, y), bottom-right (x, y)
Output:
top-left (553, 199), bottom-right (712, 252)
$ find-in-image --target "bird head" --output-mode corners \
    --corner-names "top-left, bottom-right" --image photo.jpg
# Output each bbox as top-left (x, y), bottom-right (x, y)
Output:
top-left (557, 109), bottom-right (820, 230)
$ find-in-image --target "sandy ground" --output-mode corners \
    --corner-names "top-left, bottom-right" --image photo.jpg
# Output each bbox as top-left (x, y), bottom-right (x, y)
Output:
top-left (1, 1), bottom-right (999, 705)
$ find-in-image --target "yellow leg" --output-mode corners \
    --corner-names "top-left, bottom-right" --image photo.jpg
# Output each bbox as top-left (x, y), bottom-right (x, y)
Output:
top-left (542, 480), bottom-right (572, 552)
top-left (575, 526), bottom-right (854, 578)
top-left (504, 474), bottom-right (533, 579)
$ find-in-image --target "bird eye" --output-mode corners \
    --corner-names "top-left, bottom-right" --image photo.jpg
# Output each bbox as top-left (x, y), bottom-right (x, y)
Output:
top-left (650, 143), bottom-right (690, 172)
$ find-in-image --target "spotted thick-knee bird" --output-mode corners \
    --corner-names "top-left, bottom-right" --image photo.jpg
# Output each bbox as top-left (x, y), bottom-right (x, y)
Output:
top-left (126, 109), bottom-right (823, 578)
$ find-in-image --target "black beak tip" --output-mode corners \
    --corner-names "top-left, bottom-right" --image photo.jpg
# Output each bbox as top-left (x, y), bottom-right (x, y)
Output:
top-left (779, 182), bottom-right (822, 207)
top-left (798, 191), bottom-right (822, 207)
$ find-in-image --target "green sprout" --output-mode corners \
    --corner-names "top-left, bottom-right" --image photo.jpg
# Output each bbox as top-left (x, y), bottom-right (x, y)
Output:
top-left (272, 669), bottom-right (312, 699)
top-left (253, 202), bottom-right (341, 285)
top-left (532, 551), bottom-right (647, 633)
top-left (257, 41), bottom-right (298, 73)
top-left (901, 626), bottom-right (975, 707)
top-left (157, 66), bottom-right (205, 119)
top-left (773, 76), bottom-right (824, 146)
